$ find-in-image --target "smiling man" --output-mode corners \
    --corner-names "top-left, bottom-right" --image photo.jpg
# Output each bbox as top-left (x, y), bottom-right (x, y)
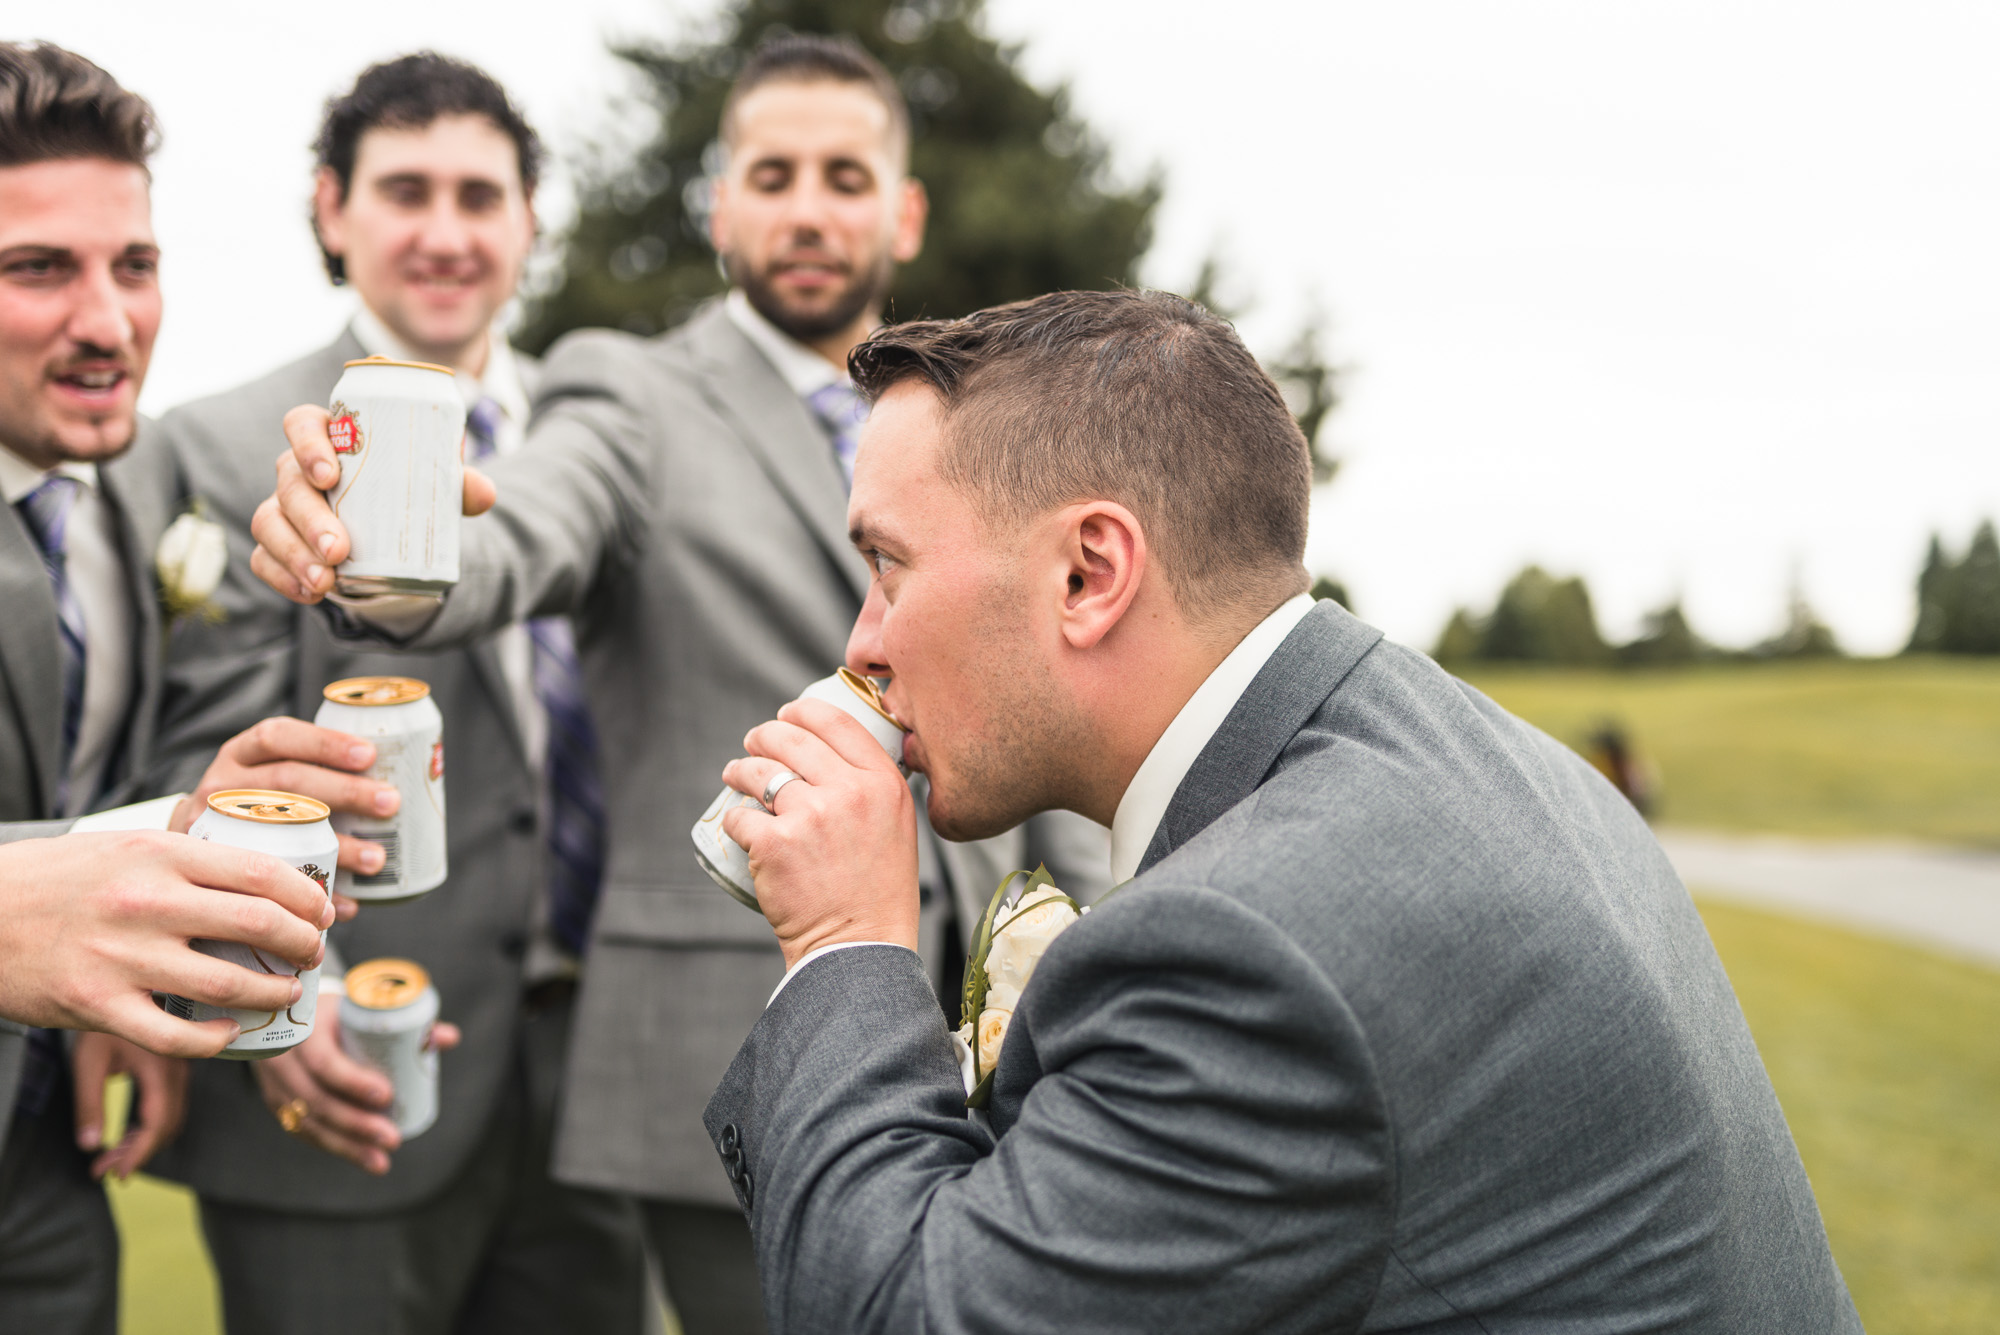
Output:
top-left (145, 54), bottom-right (651, 1335)
top-left (0, 43), bottom-right (392, 1335)
top-left (695, 290), bottom-right (1863, 1333)
top-left (246, 33), bottom-right (1109, 1335)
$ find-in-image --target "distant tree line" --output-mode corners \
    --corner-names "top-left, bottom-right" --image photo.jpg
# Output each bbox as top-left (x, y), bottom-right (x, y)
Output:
top-left (1432, 566), bottom-right (1838, 667)
top-left (1909, 519), bottom-right (2000, 654)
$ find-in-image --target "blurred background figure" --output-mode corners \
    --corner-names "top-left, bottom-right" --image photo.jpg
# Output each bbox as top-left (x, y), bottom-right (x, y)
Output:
top-left (147, 54), bottom-right (650, 1335)
top-left (1585, 720), bottom-right (1655, 818)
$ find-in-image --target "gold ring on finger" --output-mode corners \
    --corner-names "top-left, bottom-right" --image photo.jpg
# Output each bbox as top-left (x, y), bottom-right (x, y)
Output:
top-left (276, 1097), bottom-right (309, 1134)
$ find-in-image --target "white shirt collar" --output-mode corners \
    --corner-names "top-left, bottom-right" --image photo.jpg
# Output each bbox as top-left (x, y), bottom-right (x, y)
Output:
top-left (348, 306), bottom-right (530, 430)
top-left (0, 442), bottom-right (99, 505)
top-left (724, 289), bottom-right (846, 397)
top-left (1108, 593), bottom-right (1319, 883)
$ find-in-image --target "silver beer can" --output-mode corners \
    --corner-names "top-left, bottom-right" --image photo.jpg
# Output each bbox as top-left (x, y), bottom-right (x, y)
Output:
top-left (314, 676), bottom-right (447, 903)
top-left (167, 790), bottom-right (337, 1060)
top-left (340, 958), bottom-right (441, 1139)
top-left (692, 667), bottom-right (909, 910)
top-left (326, 355), bottom-right (466, 598)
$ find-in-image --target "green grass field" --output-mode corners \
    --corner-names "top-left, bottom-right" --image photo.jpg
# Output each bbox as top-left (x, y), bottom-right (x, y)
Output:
top-left (1698, 899), bottom-right (2000, 1332)
top-left (1463, 656), bottom-right (2000, 846)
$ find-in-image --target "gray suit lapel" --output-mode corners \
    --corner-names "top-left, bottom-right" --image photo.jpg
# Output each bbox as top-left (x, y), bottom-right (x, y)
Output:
top-left (96, 438), bottom-right (172, 792)
top-left (1139, 601), bottom-right (1384, 874)
top-left (683, 305), bottom-right (870, 603)
top-left (0, 503), bottom-right (64, 813)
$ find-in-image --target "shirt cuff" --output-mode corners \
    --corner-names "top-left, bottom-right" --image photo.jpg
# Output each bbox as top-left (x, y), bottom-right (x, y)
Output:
top-left (67, 794), bottom-right (182, 834)
top-left (766, 941), bottom-right (908, 1008)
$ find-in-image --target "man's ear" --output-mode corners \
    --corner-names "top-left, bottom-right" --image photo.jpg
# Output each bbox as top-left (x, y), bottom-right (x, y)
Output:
top-left (1057, 501), bottom-right (1146, 651)
top-left (311, 168), bottom-right (347, 263)
top-left (892, 178), bottom-right (928, 264)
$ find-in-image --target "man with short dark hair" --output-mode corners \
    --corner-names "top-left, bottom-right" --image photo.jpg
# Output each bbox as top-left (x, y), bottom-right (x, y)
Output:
top-left (148, 52), bottom-right (650, 1335)
top-left (250, 33), bottom-right (1110, 1335)
top-left (690, 288), bottom-right (1863, 1333)
top-left (0, 42), bottom-right (392, 1335)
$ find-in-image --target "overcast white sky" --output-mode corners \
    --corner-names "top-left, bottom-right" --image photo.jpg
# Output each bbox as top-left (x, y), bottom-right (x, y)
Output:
top-left (26, 1), bottom-right (2000, 653)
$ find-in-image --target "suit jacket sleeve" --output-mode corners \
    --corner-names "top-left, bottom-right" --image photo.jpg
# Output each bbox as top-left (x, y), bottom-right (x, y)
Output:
top-left (0, 819), bottom-right (73, 842)
top-left (703, 885), bottom-right (1395, 1335)
top-left (343, 330), bottom-right (655, 652)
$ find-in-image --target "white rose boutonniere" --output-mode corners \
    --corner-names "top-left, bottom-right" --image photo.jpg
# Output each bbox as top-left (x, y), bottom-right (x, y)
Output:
top-left (155, 501), bottom-right (228, 625)
top-left (955, 864), bottom-right (1084, 1109)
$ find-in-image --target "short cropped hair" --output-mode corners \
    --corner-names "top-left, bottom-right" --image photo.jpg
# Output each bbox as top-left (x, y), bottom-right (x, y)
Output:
top-left (311, 52), bottom-right (542, 283)
top-left (850, 290), bottom-right (1312, 622)
top-left (0, 42), bottom-right (157, 169)
top-left (720, 33), bottom-right (909, 164)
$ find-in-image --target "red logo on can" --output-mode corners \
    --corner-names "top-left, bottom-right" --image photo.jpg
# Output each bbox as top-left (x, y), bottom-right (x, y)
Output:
top-left (328, 410), bottom-right (361, 455)
top-left (430, 740), bottom-right (445, 781)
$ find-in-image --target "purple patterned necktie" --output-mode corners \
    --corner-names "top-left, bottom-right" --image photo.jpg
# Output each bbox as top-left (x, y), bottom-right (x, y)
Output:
top-left (806, 381), bottom-right (868, 488)
top-left (467, 400), bottom-right (606, 954)
top-left (13, 475), bottom-right (87, 1119)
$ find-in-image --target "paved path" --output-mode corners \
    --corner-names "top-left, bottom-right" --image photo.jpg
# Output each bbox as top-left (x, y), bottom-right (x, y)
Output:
top-left (1658, 828), bottom-right (2000, 971)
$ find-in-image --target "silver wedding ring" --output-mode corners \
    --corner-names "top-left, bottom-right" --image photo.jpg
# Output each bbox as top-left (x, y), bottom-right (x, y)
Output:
top-left (760, 769), bottom-right (802, 812)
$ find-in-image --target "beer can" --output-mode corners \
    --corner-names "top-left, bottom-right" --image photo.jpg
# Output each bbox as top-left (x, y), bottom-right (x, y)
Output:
top-left (340, 958), bottom-right (441, 1139)
top-left (167, 790), bottom-right (337, 1060)
top-left (692, 668), bottom-right (908, 910)
top-left (326, 355), bottom-right (466, 598)
top-left (314, 676), bottom-right (447, 903)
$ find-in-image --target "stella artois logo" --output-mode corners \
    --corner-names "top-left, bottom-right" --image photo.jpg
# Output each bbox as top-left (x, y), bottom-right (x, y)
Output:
top-left (327, 402), bottom-right (362, 455)
top-left (430, 740), bottom-right (445, 781)
top-left (299, 863), bottom-right (331, 894)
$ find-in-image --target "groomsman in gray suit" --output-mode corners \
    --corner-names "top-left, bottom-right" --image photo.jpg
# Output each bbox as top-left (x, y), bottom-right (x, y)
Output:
top-left (0, 43), bottom-right (392, 1335)
top-left (149, 55), bottom-right (648, 1334)
top-left (252, 34), bottom-right (1108, 1334)
top-left (701, 290), bottom-right (1862, 1333)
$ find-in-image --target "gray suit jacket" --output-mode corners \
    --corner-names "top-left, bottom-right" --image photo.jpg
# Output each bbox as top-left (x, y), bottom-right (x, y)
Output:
top-left (0, 423), bottom-right (176, 1155)
top-left (701, 601), bottom-right (1860, 1333)
top-left (143, 330), bottom-right (548, 1214)
top-left (345, 300), bottom-right (1108, 1205)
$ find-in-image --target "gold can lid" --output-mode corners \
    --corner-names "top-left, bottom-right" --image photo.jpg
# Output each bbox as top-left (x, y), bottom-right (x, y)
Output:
top-left (345, 958), bottom-right (432, 1009)
top-left (322, 675), bottom-right (431, 707)
top-left (836, 667), bottom-right (908, 732)
top-left (342, 353), bottom-right (456, 377)
top-left (205, 789), bottom-right (331, 824)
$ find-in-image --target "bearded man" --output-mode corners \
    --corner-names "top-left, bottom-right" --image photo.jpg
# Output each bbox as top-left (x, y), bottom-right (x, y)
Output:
top-left (247, 33), bottom-right (1107, 1335)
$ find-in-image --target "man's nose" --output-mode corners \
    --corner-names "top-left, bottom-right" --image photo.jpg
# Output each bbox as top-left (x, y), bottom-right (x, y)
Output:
top-left (845, 581), bottom-right (891, 678)
top-left (415, 199), bottom-right (474, 255)
top-left (66, 268), bottom-right (134, 353)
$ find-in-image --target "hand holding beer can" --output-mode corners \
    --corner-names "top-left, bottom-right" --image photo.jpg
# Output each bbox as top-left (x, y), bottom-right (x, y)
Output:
top-left (314, 676), bottom-right (447, 903)
top-left (692, 667), bottom-right (908, 910)
top-left (325, 355), bottom-right (466, 598)
top-left (166, 790), bottom-right (337, 1060)
top-left (340, 959), bottom-right (441, 1139)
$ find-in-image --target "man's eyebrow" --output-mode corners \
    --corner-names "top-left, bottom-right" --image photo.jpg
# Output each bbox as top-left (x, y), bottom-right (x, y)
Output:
top-left (370, 171), bottom-right (432, 190)
top-left (0, 244), bottom-right (74, 263)
top-left (121, 242), bottom-right (160, 258)
top-left (849, 517), bottom-right (900, 550)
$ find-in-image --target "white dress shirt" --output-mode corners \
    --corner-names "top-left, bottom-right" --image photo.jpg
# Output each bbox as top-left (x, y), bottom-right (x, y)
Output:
top-left (0, 442), bottom-right (138, 818)
top-left (768, 592), bottom-right (1320, 1006)
top-left (724, 289), bottom-right (846, 395)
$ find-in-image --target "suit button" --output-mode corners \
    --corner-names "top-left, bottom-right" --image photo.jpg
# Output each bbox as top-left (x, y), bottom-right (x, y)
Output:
top-left (507, 808), bottom-right (536, 836)
top-left (719, 1123), bottom-right (741, 1157)
top-left (740, 1168), bottom-right (754, 1209)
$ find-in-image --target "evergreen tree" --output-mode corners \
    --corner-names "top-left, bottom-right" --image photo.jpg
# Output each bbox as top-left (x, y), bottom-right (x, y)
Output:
top-left (519, 0), bottom-right (1159, 349)
top-left (1480, 566), bottom-right (1611, 665)
top-left (1951, 520), bottom-right (2000, 654)
top-left (1308, 576), bottom-right (1350, 611)
top-left (1432, 608), bottom-right (1482, 665)
top-left (1619, 599), bottom-right (1706, 666)
top-left (1752, 576), bottom-right (1840, 659)
top-left (1907, 532), bottom-right (1952, 653)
